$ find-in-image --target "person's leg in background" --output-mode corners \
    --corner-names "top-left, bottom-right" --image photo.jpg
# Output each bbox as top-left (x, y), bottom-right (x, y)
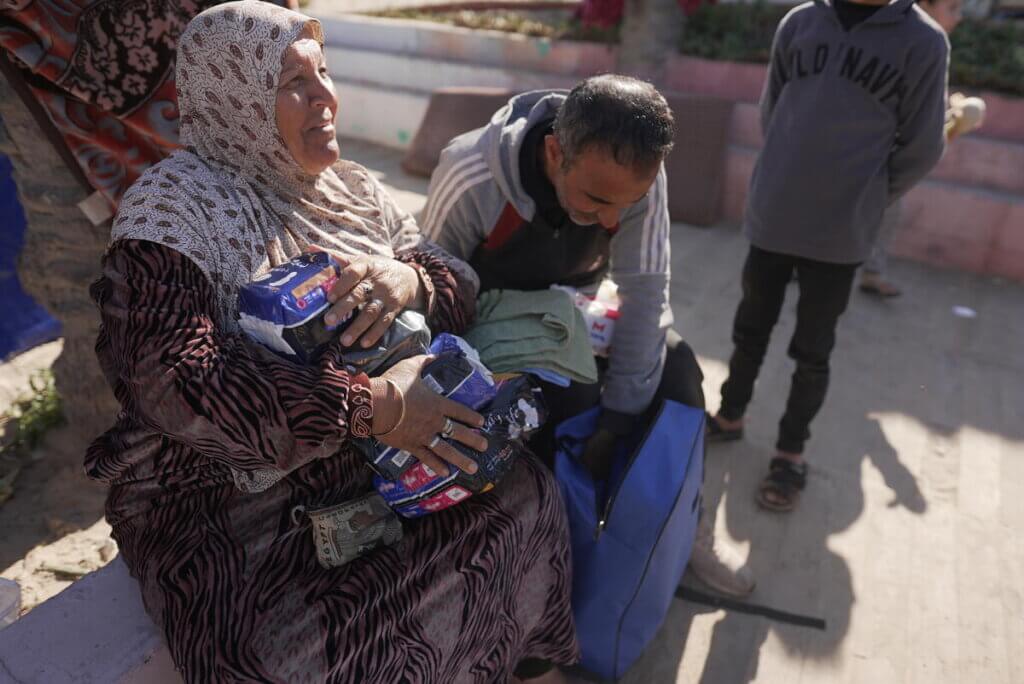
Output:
top-left (758, 255), bottom-right (859, 511)
top-left (710, 246), bottom-right (796, 439)
top-left (859, 199), bottom-right (902, 298)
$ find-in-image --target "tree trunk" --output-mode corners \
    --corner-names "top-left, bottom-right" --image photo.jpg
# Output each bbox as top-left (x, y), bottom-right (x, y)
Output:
top-left (0, 75), bottom-right (117, 443)
top-left (616, 0), bottom-right (685, 82)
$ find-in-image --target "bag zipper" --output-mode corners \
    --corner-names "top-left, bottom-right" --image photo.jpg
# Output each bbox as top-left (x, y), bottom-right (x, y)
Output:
top-left (594, 401), bottom-right (668, 540)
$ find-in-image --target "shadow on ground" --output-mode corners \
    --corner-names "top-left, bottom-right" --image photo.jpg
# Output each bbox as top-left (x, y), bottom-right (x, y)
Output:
top-left (348, 135), bottom-right (1024, 682)
top-left (0, 424), bottom-right (107, 574)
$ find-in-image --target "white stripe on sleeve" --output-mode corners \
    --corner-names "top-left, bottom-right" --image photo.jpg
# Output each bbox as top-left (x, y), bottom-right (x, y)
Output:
top-left (422, 152), bottom-right (485, 236)
top-left (425, 167), bottom-right (491, 241)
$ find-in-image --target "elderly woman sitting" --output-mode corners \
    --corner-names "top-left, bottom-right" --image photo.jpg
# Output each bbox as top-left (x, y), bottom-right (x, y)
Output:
top-left (85, 2), bottom-right (576, 681)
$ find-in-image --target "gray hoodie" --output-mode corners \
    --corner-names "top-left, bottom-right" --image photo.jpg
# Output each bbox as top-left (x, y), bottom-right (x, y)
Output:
top-left (746, 0), bottom-right (949, 264)
top-left (421, 91), bottom-right (673, 419)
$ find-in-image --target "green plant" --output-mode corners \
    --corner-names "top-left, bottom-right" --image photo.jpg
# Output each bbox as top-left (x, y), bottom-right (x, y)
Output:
top-left (949, 19), bottom-right (1024, 97)
top-left (679, 1), bottom-right (789, 64)
top-left (367, 5), bottom-right (1024, 97)
top-left (0, 370), bottom-right (66, 506)
top-left (368, 9), bottom-right (619, 43)
top-left (678, 4), bottom-right (1024, 97)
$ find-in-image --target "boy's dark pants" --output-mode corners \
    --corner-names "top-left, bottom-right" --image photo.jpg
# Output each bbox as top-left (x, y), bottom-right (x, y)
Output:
top-left (719, 245), bottom-right (858, 454)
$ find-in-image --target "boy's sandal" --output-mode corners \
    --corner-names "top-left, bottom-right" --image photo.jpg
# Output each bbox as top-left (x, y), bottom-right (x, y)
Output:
top-left (705, 412), bottom-right (743, 443)
top-left (757, 457), bottom-right (808, 512)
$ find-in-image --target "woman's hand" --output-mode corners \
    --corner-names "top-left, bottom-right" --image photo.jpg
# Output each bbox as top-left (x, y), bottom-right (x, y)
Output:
top-left (322, 252), bottom-right (424, 348)
top-left (371, 355), bottom-right (487, 477)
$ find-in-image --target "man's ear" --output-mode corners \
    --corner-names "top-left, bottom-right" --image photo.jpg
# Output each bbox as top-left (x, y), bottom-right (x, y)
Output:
top-left (544, 134), bottom-right (564, 170)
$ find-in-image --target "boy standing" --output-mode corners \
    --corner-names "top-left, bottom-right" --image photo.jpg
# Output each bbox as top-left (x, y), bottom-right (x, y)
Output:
top-left (708, 0), bottom-right (949, 510)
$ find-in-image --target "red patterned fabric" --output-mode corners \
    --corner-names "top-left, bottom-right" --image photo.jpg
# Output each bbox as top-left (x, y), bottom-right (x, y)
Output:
top-left (0, 0), bottom-right (283, 209)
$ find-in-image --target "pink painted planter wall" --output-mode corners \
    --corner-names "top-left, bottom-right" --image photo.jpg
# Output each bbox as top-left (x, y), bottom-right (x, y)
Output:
top-left (894, 185), bottom-right (1024, 280)
top-left (623, 53), bottom-right (1023, 283)
top-left (968, 92), bottom-right (1024, 143)
top-left (323, 14), bottom-right (618, 78)
top-left (666, 54), bottom-right (1024, 143)
top-left (665, 55), bottom-right (767, 104)
top-left (724, 146), bottom-right (1024, 282)
top-left (933, 136), bottom-right (1024, 196)
top-left (662, 54), bottom-right (1024, 283)
top-left (309, 13), bottom-right (1024, 281)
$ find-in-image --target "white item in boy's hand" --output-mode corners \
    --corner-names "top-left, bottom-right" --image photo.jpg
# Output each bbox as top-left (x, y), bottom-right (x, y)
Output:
top-left (0, 577), bottom-right (20, 630)
top-left (947, 93), bottom-right (986, 139)
top-left (552, 281), bottom-right (621, 357)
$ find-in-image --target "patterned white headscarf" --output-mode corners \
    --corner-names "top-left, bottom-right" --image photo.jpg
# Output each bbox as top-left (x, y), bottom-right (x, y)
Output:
top-left (110, 0), bottom-right (422, 330)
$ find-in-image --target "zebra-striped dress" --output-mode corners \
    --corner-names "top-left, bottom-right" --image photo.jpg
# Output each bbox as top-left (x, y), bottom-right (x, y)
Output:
top-left (85, 239), bottom-right (578, 683)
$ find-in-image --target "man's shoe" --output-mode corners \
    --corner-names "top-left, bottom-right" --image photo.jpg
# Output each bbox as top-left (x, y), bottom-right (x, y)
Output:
top-left (687, 522), bottom-right (755, 598)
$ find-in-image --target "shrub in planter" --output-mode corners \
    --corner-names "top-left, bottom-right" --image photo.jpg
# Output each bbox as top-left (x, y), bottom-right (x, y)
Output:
top-left (678, 1), bottom-right (790, 63)
top-left (371, 3), bottom-right (1024, 98)
top-left (949, 19), bottom-right (1024, 96)
top-left (370, 8), bottom-right (620, 43)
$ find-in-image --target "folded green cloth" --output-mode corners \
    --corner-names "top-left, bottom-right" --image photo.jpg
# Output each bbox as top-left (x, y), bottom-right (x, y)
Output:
top-left (464, 289), bottom-right (598, 384)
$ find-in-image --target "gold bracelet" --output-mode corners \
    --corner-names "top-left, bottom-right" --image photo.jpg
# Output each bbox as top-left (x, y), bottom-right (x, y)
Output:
top-left (373, 379), bottom-right (405, 438)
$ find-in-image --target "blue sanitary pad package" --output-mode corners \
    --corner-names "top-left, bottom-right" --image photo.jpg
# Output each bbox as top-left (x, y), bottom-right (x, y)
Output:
top-left (238, 252), bottom-right (430, 373)
top-left (357, 333), bottom-right (497, 481)
top-left (422, 333), bottom-right (496, 410)
top-left (372, 374), bottom-right (547, 518)
top-left (237, 251), bottom-right (349, 364)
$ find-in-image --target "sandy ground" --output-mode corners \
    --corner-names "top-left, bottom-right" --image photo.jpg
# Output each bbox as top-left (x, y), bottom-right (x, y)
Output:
top-left (0, 341), bottom-right (111, 618)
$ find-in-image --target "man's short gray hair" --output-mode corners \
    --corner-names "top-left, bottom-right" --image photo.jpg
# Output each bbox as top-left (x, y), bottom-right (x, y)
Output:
top-left (552, 74), bottom-right (675, 171)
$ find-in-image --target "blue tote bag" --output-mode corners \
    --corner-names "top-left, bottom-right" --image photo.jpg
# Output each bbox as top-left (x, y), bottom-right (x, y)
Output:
top-left (555, 400), bottom-right (704, 680)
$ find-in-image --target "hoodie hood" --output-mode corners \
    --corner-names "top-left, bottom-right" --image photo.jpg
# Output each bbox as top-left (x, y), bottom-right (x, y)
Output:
top-left (476, 89), bottom-right (568, 221)
top-left (813, 0), bottom-right (918, 25)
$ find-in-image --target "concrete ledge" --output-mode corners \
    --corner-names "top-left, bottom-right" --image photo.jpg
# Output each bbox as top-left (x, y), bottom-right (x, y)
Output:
top-left (728, 101), bottom-right (1024, 196)
top-left (319, 13), bottom-right (616, 77)
top-left (333, 79), bottom-right (429, 150)
top-left (970, 91), bottom-right (1024, 143)
top-left (0, 559), bottom-right (179, 684)
top-left (932, 135), bottom-right (1024, 196)
top-left (326, 45), bottom-right (578, 97)
top-left (314, 9), bottom-right (1024, 282)
top-left (723, 145), bottom-right (1024, 282)
top-left (665, 55), bottom-right (766, 105)
top-left (320, 13), bottom-right (1024, 143)
top-left (894, 182), bottom-right (1024, 281)
top-left (721, 145), bottom-right (757, 225)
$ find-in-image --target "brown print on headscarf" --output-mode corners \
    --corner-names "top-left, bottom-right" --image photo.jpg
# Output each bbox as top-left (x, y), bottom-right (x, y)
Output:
top-left (112, 1), bottom-right (408, 337)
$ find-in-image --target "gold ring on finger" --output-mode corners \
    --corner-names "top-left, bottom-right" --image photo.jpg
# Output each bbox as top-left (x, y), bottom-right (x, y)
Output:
top-left (441, 418), bottom-right (455, 439)
top-left (428, 435), bottom-right (441, 449)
